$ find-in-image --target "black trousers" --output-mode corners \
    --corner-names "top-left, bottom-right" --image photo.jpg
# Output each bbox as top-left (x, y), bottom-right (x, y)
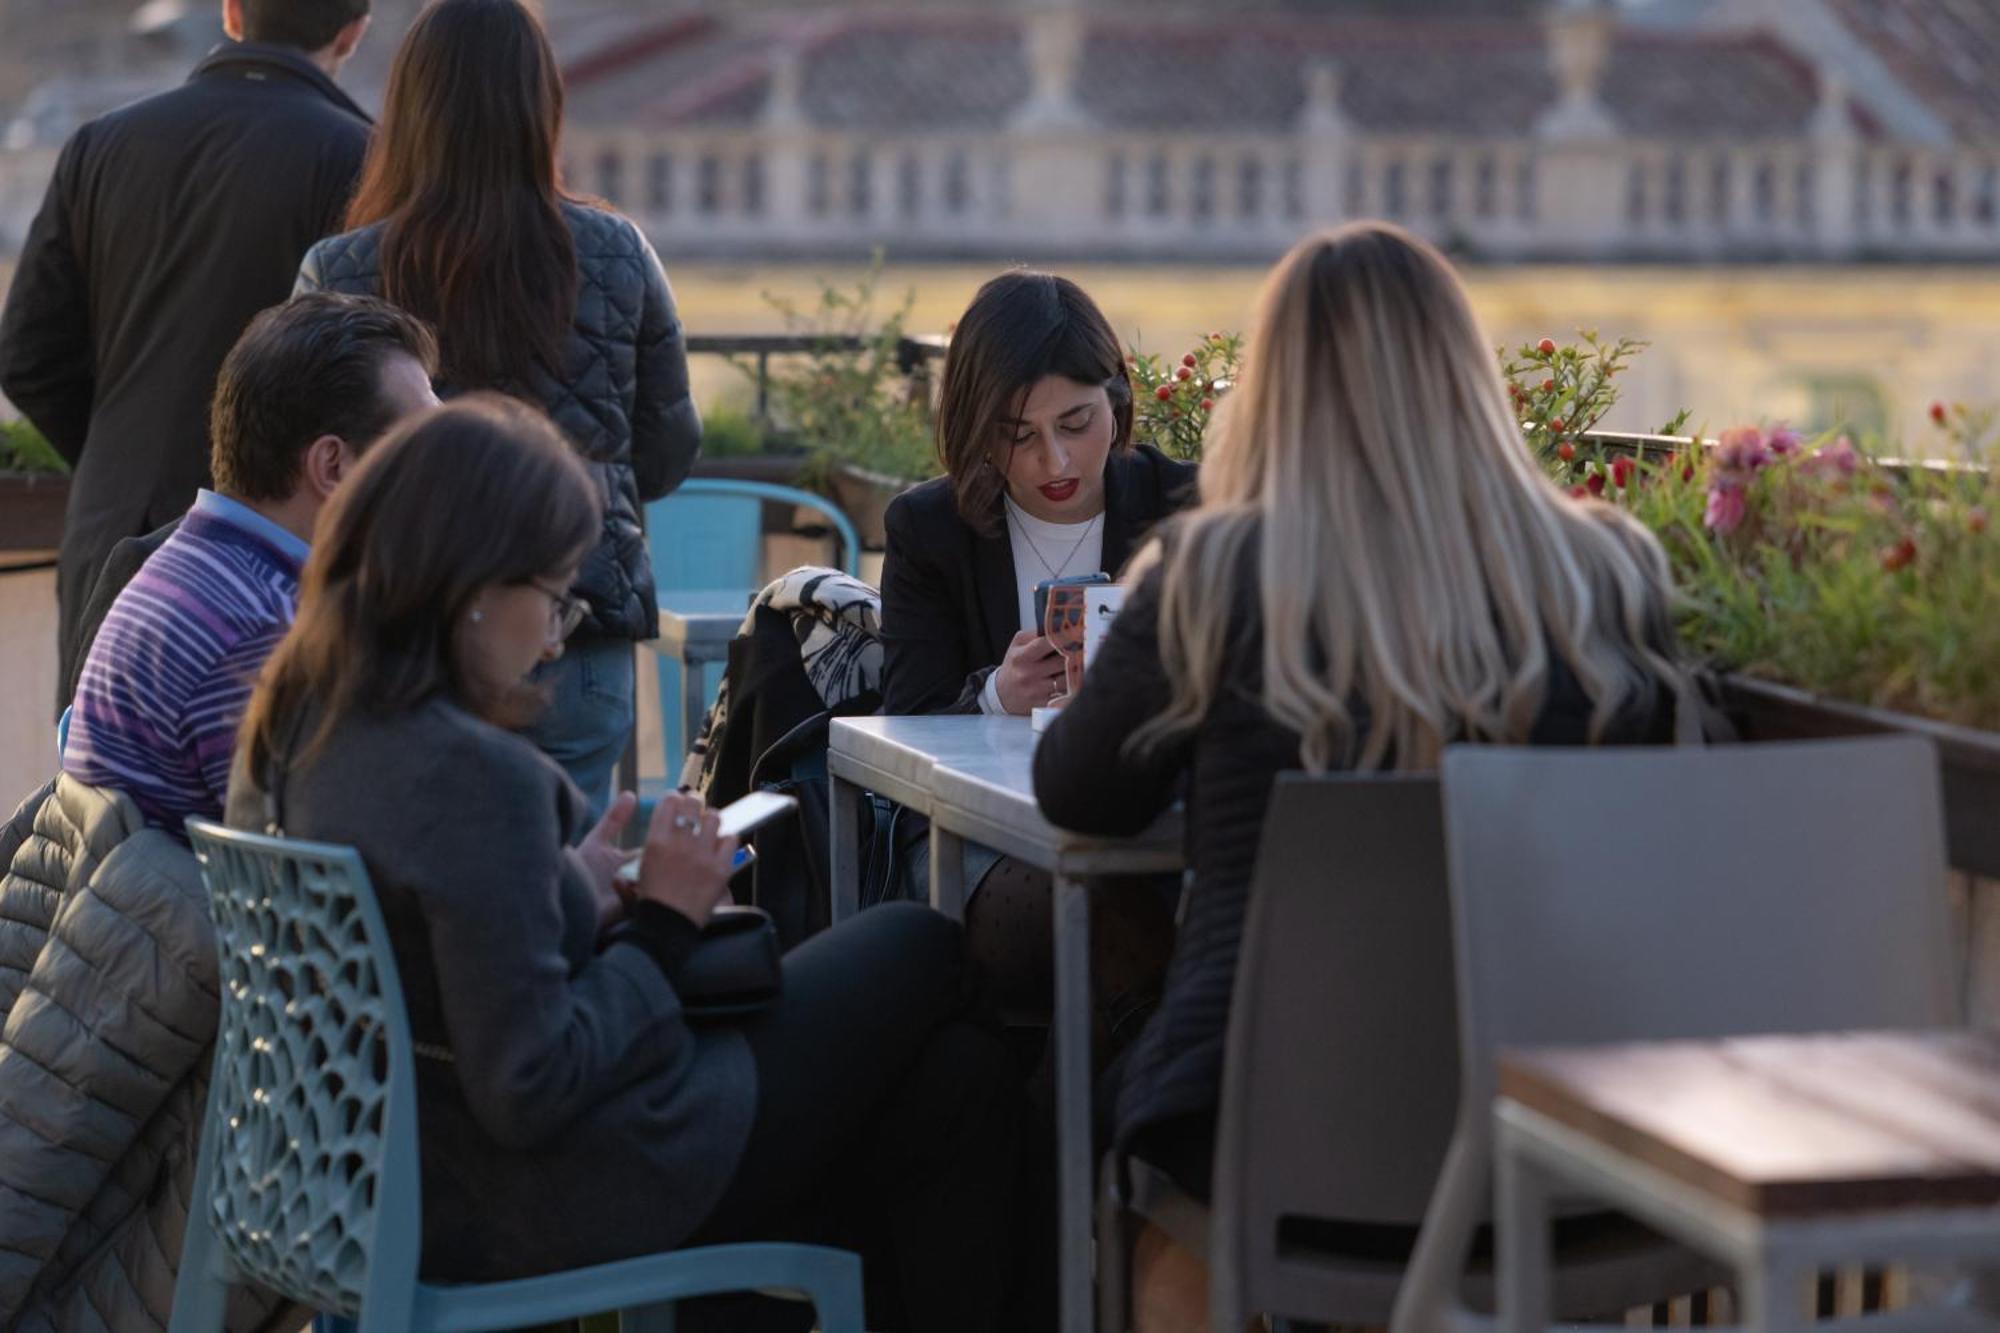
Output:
top-left (681, 902), bottom-right (1028, 1333)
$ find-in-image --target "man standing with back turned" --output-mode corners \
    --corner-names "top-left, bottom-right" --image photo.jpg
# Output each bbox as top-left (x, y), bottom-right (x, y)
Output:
top-left (0, 0), bottom-right (375, 715)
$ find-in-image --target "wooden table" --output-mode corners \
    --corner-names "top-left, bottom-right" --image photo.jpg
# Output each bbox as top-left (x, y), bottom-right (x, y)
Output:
top-left (1495, 1030), bottom-right (2000, 1332)
top-left (924, 730), bottom-right (1182, 1333)
top-left (646, 589), bottom-right (752, 768)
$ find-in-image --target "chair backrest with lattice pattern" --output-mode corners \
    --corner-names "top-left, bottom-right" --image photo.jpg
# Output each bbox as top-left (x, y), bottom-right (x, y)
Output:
top-left (186, 820), bottom-right (423, 1322)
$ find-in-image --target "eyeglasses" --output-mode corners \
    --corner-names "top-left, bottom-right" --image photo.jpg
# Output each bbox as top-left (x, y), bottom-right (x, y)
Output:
top-left (528, 578), bottom-right (590, 640)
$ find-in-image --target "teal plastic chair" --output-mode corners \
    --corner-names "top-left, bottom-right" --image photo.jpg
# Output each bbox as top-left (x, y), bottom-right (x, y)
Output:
top-left (645, 479), bottom-right (862, 772)
top-left (173, 818), bottom-right (864, 1333)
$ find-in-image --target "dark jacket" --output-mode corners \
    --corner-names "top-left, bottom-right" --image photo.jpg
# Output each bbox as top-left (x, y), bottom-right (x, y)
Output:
top-left (66, 520), bottom-right (178, 704)
top-left (0, 44), bottom-right (370, 714)
top-left (298, 201), bottom-right (702, 642)
top-left (1033, 525), bottom-right (1674, 1155)
top-left (879, 444), bottom-right (1197, 715)
top-left (223, 696), bottom-right (755, 1281)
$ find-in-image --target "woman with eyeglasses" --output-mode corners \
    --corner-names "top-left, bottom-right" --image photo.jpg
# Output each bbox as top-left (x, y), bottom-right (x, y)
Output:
top-left (230, 396), bottom-right (1026, 1332)
top-left (296, 0), bottom-right (700, 817)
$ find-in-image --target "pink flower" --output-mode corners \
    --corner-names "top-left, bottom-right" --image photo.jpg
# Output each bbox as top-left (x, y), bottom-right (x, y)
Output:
top-left (1715, 426), bottom-right (1772, 474)
top-left (1800, 435), bottom-right (1860, 479)
top-left (1766, 424), bottom-right (1803, 457)
top-left (1704, 478), bottom-right (1748, 534)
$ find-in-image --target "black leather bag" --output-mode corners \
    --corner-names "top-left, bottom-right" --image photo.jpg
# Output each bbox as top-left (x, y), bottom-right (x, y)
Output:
top-left (679, 904), bottom-right (783, 1018)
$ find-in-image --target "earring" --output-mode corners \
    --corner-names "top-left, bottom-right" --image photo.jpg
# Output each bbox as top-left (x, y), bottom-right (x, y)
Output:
top-left (469, 609), bottom-right (485, 623)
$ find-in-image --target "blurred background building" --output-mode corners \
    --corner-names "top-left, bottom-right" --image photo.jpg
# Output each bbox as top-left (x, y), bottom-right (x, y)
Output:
top-left (0, 0), bottom-right (1997, 441)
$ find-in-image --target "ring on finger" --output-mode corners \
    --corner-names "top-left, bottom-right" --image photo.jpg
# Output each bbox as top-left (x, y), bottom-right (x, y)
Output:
top-left (672, 813), bottom-right (700, 832)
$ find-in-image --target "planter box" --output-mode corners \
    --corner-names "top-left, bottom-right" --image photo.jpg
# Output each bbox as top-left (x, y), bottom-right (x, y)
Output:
top-left (0, 473), bottom-right (68, 552)
top-left (828, 463), bottom-right (916, 552)
top-left (1719, 674), bottom-right (2000, 879)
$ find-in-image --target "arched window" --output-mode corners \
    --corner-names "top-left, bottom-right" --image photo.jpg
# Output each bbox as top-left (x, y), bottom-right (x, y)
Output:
top-left (1191, 154), bottom-right (1216, 223)
top-left (848, 150), bottom-right (873, 218)
top-left (647, 153), bottom-right (673, 215)
top-left (596, 149), bottom-right (623, 207)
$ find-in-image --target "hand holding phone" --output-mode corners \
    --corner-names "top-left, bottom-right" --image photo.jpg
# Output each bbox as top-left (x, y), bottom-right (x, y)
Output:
top-left (616, 791), bottom-right (798, 887)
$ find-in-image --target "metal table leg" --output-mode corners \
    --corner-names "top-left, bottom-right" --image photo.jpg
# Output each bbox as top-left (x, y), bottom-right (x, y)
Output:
top-left (1054, 872), bottom-right (1094, 1333)
top-left (929, 822), bottom-right (967, 921)
top-left (829, 773), bottom-right (860, 923)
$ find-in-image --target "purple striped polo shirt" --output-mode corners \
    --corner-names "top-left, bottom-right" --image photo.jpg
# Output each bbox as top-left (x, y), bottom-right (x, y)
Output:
top-left (63, 494), bottom-right (305, 840)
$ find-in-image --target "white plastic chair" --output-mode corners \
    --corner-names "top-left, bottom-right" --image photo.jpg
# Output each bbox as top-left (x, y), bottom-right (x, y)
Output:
top-left (1391, 736), bottom-right (1959, 1333)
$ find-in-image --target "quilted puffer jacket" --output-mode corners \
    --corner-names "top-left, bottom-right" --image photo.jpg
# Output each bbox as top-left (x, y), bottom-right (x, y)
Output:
top-left (0, 778), bottom-right (294, 1333)
top-left (297, 200), bottom-right (702, 642)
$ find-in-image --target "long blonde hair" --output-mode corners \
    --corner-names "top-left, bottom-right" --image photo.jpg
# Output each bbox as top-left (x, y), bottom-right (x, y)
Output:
top-left (1137, 222), bottom-right (1688, 771)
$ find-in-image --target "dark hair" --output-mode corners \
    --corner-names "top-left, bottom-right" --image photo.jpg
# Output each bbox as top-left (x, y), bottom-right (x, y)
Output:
top-left (239, 394), bottom-right (599, 778)
top-left (345, 0), bottom-right (578, 389)
top-left (210, 292), bottom-right (439, 504)
top-left (934, 271), bottom-right (1133, 532)
top-left (240, 0), bottom-right (370, 51)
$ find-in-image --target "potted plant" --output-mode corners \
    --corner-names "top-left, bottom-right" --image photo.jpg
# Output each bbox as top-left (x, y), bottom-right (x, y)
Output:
top-left (1504, 339), bottom-right (2000, 876)
top-left (745, 259), bottom-right (940, 548)
top-left (0, 418), bottom-right (69, 552)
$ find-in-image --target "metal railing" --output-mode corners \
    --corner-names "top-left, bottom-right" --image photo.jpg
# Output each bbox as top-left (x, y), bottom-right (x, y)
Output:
top-left (685, 332), bottom-right (947, 427)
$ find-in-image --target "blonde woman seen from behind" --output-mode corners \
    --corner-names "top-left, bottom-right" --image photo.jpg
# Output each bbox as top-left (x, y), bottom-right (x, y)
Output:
top-left (1033, 222), bottom-right (1692, 1333)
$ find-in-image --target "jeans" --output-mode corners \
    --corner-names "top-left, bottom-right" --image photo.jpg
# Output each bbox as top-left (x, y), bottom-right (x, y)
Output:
top-left (523, 635), bottom-right (635, 823)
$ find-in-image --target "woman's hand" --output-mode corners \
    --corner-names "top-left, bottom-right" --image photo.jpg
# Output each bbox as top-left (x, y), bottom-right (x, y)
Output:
top-left (994, 629), bottom-right (1068, 714)
top-left (635, 792), bottom-right (738, 927)
top-left (577, 791), bottom-right (639, 932)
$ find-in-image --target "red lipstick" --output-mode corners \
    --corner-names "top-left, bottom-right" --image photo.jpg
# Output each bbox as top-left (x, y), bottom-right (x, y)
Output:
top-left (1039, 478), bottom-right (1079, 503)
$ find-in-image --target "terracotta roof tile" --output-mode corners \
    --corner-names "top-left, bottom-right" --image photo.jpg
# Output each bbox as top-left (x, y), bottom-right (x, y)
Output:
top-left (1826, 0), bottom-right (2000, 139)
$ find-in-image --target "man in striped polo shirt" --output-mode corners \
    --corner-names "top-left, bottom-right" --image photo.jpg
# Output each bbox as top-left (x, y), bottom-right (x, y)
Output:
top-left (63, 293), bottom-right (438, 839)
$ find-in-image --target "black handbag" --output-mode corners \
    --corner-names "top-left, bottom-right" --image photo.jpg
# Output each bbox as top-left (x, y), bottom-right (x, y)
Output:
top-left (678, 904), bottom-right (783, 1019)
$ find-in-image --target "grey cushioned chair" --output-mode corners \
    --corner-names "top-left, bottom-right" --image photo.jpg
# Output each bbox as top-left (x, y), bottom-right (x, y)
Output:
top-left (1100, 773), bottom-right (1718, 1332)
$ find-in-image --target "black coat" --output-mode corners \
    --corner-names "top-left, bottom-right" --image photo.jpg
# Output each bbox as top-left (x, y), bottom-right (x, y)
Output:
top-left (1033, 527), bottom-right (1675, 1156)
top-left (66, 519), bottom-right (178, 704)
top-left (299, 201), bottom-right (702, 643)
top-left (879, 444), bottom-right (1198, 715)
top-left (0, 44), bottom-right (370, 714)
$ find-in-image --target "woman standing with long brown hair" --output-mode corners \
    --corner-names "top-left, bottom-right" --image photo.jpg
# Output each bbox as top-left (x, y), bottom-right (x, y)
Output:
top-left (298, 0), bottom-right (700, 814)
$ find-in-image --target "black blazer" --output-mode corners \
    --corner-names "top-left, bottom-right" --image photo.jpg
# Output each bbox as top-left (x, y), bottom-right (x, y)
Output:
top-left (1033, 532), bottom-right (1675, 1156)
top-left (880, 444), bottom-right (1198, 715)
top-left (0, 43), bottom-right (370, 713)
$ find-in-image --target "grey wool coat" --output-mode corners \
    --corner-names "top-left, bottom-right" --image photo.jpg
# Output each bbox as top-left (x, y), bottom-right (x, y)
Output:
top-left (0, 776), bottom-right (295, 1333)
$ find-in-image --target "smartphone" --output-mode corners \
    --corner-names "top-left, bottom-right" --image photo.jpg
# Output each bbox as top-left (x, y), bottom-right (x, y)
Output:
top-left (616, 791), bottom-right (798, 883)
top-left (1033, 572), bottom-right (1111, 636)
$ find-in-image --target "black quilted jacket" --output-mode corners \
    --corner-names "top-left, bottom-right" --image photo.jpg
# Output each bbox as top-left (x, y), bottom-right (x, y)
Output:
top-left (297, 201), bottom-right (702, 641)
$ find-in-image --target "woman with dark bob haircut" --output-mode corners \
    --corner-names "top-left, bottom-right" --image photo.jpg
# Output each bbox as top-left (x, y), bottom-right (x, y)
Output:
top-left (229, 397), bottom-right (1025, 1332)
top-left (297, 0), bottom-right (702, 818)
top-left (880, 270), bottom-right (1197, 717)
top-left (877, 274), bottom-right (1194, 1217)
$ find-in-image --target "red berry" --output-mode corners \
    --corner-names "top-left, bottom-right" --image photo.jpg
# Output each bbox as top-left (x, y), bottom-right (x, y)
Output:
top-left (1200, 397), bottom-right (1215, 411)
top-left (1612, 457), bottom-right (1635, 488)
top-left (1540, 379), bottom-right (1556, 393)
top-left (1154, 384), bottom-right (1174, 401)
top-left (1931, 401), bottom-right (1948, 427)
top-left (1971, 507), bottom-right (1989, 535)
top-left (1682, 465), bottom-right (1696, 483)
top-left (1586, 472), bottom-right (1605, 496)
top-left (1508, 383), bottom-right (1524, 400)
top-left (1880, 538), bottom-right (1917, 572)
top-left (1176, 366), bottom-right (1193, 381)
top-left (1182, 353), bottom-right (1198, 368)
top-left (1568, 486), bottom-right (1589, 500)
top-left (1556, 443), bottom-right (1575, 462)
top-left (1548, 417), bottom-right (1565, 435)
top-left (1537, 338), bottom-right (1557, 356)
